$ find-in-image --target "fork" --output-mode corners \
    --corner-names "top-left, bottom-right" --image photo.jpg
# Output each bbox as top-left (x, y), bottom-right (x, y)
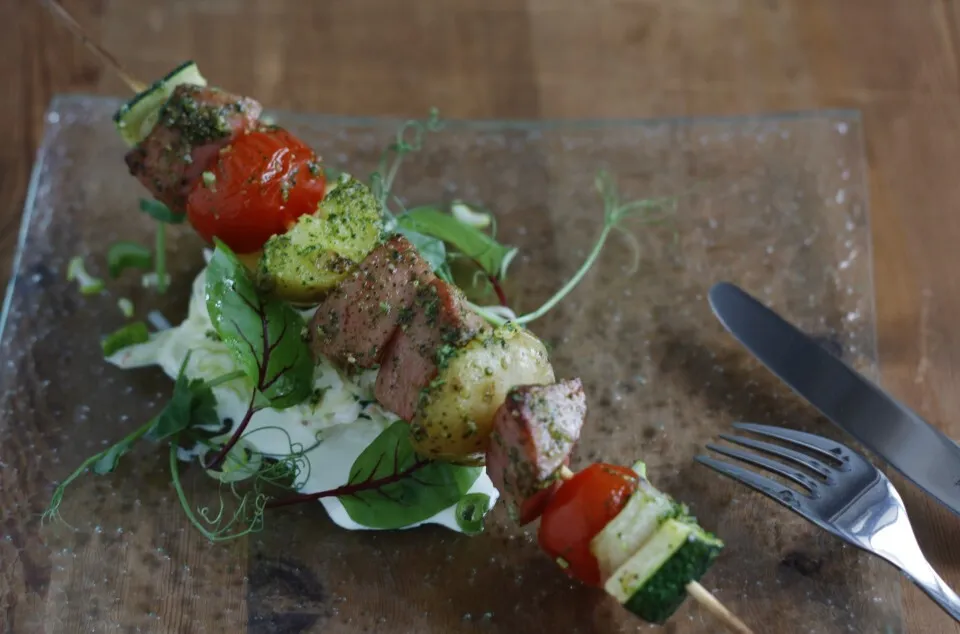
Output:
top-left (695, 422), bottom-right (960, 622)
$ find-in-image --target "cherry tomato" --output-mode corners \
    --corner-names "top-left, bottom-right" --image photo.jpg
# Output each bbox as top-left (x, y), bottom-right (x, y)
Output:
top-left (537, 463), bottom-right (638, 587)
top-left (186, 127), bottom-right (327, 254)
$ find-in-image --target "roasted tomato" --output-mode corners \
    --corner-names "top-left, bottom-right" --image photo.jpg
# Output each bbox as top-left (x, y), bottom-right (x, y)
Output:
top-left (186, 126), bottom-right (327, 254)
top-left (537, 463), bottom-right (639, 587)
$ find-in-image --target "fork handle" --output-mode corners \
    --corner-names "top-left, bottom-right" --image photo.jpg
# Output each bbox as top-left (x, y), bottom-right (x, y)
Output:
top-left (907, 566), bottom-right (960, 623)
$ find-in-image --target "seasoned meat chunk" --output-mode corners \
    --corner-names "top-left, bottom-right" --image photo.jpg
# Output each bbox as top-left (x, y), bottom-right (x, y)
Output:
top-left (486, 379), bottom-right (587, 524)
top-left (309, 235), bottom-right (433, 368)
top-left (124, 84), bottom-right (262, 212)
top-left (375, 278), bottom-right (485, 421)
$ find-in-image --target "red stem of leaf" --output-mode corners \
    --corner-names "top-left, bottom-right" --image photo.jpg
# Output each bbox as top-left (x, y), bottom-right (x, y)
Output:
top-left (204, 391), bottom-right (258, 470)
top-left (205, 292), bottom-right (279, 470)
top-left (264, 458), bottom-right (430, 509)
top-left (472, 257), bottom-right (508, 307)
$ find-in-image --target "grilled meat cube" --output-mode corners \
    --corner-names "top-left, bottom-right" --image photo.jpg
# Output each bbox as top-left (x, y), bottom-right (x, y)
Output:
top-left (124, 84), bottom-right (262, 212)
top-left (375, 278), bottom-right (486, 421)
top-left (309, 235), bottom-right (434, 369)
top-left (486, 379), bottom-right (587, 524)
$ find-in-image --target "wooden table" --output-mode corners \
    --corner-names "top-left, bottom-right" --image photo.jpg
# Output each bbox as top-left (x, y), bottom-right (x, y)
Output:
top-left (3, 1), bottom-right (959, 632)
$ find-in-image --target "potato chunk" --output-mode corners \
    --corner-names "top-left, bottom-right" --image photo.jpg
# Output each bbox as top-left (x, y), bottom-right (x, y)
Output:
top-left (257, 176), bottom-right (383, 303)
top-left (410, 323), bottom-right (555, 461)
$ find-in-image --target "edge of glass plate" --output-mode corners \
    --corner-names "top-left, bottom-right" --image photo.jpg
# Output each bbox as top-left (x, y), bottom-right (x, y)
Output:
top-left (0, 106), bottom-right (55, 346)
top-left (849, 117), bottom-right (880, 384)
top-left (0, 94), bottom-right (871, 355)
top-left (48, 92), bottom-right (862, 128)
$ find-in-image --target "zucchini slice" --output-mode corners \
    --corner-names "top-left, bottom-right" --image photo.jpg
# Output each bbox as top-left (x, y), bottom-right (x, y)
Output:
top-left (589, 480), bottom-right (675, 581)
top-left (113, 61), bottom-right (208, 146)
top-left (605, 519), bottom-right (723, 624)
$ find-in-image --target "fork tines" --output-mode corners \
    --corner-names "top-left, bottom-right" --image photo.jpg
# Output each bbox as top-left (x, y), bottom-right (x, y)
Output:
top-left (695, 422), bottom-right (859, 512)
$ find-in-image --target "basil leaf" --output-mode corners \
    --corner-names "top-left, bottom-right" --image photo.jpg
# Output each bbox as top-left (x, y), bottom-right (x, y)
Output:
top-left (205, 240), bottom-right (313, 409)
top-left (398, 207), bottom-right (518, 279)
top-left (139, 199), bottom-right (186, 224)
top-left (101, 321), bottom-right (150, 356)
top-left (339, 421), bottom-right (481, 529)
top-left (107, 241), bottom-right (153, 278)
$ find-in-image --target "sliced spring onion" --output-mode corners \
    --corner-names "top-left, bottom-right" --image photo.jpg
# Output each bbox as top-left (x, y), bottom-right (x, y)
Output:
top-left (455, 492), bottom-right (491, 535)
top-left (631, 460), bottom-right (648, 479)
top-left (202, 171), bottom-right (216, 189)
top-left (139, 198), bottom-right (185, 224)
top-left (102, 321), bottom-right (150, 357)
top-left (153, 222), bottom-right (169, 294)
top-left (450, 201), bottom-right (492, 229)
top-left (147, 310), bottom-right (172, 331)
top-left (117, 298), bottom-right (134, 318)
top-left (141, 272), bottom-right (172, 290)
top-left (107, 241), bottom-right (153, 278)
top-left (66, 256), bottom-right (105, 295)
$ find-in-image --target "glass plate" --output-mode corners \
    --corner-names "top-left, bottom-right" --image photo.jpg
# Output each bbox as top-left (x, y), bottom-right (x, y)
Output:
top-left (0, 96), bottom-right (900, 634)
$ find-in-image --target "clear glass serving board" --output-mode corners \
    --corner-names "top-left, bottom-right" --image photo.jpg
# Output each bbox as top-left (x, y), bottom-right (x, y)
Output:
top-left (0, 95), bottom-right (899, 633)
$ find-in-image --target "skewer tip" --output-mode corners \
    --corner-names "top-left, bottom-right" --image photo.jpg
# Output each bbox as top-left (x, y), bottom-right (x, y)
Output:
top-left (40, 0), bottom-right (146, 94)
top-left (685, 581), bottom-right (754, 634)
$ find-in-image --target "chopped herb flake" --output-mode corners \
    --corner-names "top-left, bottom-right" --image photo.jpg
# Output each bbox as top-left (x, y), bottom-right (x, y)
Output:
top-left (117, 297), bottom-right (134, 318)
top-left (66, 256), bottom-right (105, 295)
top-left (102, 321), bottom-right (149, 356)
top-left (107, 241), bottom-right (152, 278)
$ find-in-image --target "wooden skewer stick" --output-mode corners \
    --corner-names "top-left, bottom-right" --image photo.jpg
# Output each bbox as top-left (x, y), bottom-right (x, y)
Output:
top-left (40, 0), bottom-right (146, 93)
top-left (557, 466), bottom-right (754, 634)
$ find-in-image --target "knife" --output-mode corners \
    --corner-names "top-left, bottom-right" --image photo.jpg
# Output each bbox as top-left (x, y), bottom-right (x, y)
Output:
top-left (708, 281), bottom-right (960, 518)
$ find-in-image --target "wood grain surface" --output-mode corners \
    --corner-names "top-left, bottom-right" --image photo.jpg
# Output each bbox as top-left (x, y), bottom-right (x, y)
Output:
top-left (2, 1), bottom-right (960, 632)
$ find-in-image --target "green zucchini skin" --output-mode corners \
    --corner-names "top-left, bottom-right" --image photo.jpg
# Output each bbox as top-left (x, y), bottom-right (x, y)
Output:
top-left (113, 61), bottom-right (208, 146)
top-left (622, 527), bottom-right (723, 624)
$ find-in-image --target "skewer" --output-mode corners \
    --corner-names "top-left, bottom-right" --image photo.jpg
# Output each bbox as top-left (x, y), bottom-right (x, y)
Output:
top-left (43, 4), bottom-right (754, 632)
top-left (40, 0), bottom-right (146, 93)
top-left (557, 466), bottom-right (754, 634)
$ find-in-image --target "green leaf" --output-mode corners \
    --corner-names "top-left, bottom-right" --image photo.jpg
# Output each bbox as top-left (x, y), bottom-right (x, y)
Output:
top-left (394, 225), bottom-right (448, 273)
top-left (205, 439), bottom-right (263, 483)
top-left (148, 361), bottom-right (221, 441)
top-left (101, 321), bottom-right (150, 356)
top-left (93, 435), bottom-right (139, 474)
top-left (455, 493), bottom-right (491, 535)
top-left (339, 421), bottom-right (481, 529)
top-left (107, 241), bottom-right (153, 278)
top-left (139, 198), bottom-right (186, 224)
top-left (205, 240), bottom-right (313, 409)
top-left (398, 207), bottom-right (518, 279)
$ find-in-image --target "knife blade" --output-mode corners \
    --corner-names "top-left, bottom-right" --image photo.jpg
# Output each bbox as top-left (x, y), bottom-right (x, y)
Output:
top-left (708, 281), bottom-right (960, 517)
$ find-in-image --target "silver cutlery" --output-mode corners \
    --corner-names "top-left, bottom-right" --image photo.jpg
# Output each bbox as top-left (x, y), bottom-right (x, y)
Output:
top-left (697, 423), bottom-right (960, 622)
top-left (708, 281), bottom-right (960, 519)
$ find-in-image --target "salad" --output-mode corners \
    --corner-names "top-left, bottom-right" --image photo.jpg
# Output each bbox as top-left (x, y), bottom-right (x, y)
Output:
top-left (47, 58), bottom-right (748, 632)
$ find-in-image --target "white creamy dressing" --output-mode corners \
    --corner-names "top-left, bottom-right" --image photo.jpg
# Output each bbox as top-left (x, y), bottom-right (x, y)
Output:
top-left (108, 268), bottom-right (498, 532)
